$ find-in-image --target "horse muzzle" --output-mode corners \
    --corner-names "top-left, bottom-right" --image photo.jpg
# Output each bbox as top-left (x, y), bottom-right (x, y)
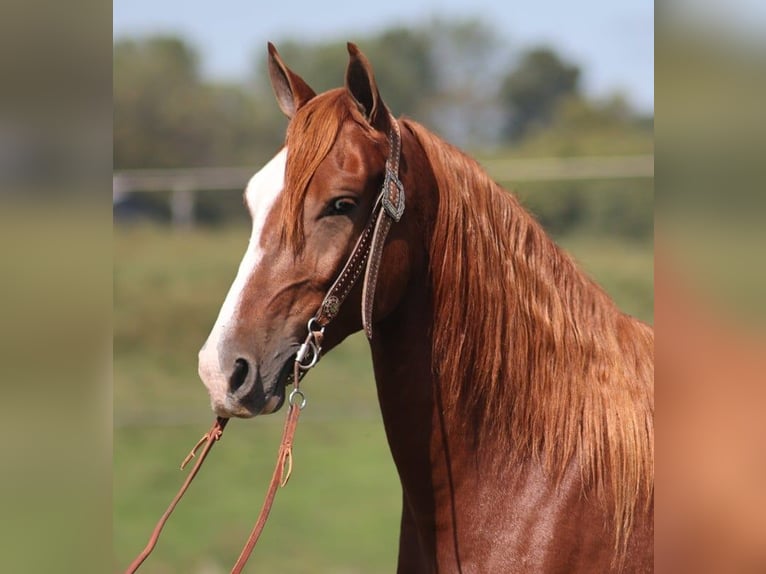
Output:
top-left (199, 341), bottom-right (296, 418)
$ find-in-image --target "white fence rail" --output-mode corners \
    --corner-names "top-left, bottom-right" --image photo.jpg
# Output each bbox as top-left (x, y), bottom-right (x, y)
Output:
top-left (113, 154), bottom-right (653, 226)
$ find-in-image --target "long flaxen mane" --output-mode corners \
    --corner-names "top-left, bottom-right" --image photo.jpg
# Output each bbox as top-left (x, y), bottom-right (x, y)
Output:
top-left (403, 118), bottom-right (654, 554)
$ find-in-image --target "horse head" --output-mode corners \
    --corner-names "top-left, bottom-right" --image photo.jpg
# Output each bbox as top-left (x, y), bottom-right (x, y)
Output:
top-left (198, 43), bottom-right (423, 418)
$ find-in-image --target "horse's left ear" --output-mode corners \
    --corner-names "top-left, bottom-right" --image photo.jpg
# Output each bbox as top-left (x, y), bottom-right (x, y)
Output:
top-left (345, 43), bottom-right (391, 133)
top-left (268, 42), bottom-right (316, 119)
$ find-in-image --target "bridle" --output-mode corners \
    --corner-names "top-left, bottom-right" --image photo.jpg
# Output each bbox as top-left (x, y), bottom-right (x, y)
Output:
top-left (125, 112), bottom-right (404, 573)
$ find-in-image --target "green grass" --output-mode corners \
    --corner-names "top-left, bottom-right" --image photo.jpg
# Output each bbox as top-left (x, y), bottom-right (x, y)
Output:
top-left (114, 224), bottom-right (652, 572)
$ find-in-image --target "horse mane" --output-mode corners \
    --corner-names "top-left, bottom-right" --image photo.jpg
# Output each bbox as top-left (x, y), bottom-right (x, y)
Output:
top-left (277, 88), bottom-right (653, 555)
top-left (402, 118), bottom-right (654, 554)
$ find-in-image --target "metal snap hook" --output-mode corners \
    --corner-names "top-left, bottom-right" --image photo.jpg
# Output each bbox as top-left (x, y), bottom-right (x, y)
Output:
top-left (296, 338), bottom-right (320, 371)
top-left (296, 318), bottom-right (324, 371)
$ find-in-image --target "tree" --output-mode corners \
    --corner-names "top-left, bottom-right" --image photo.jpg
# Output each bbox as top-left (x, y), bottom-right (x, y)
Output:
top-left (252, 28), bottom-right (436, 120)
top-left (114, 36), bottom-right (209, 168)
top-left (255, 20), bottom-right (504, 146)
top-left (114, 36), bottom-right (283, 169)
top-left (500, 47), bottom-right (581, 142)
top-left (420, 18), bottom-right (505, 146)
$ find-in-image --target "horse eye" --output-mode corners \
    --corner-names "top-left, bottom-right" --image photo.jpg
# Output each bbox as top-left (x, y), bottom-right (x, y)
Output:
top-left (328, 197), bottom-right (356, 216)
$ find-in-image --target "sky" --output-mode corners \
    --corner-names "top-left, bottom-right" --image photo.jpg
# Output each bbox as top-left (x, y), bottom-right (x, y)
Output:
top-left (114, 0), bottom-right (654, 113)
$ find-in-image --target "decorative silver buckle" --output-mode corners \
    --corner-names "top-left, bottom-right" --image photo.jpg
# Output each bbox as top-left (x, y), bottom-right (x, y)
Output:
top-left (382, 168), bottom-right (405, 222)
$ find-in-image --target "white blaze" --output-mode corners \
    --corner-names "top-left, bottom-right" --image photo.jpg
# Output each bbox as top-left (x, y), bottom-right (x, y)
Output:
top-left (198, 148), bottom-right (287, 412)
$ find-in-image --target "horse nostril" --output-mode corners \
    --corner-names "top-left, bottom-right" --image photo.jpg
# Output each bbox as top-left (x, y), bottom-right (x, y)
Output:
top-left (229, 358), bottom-right (250, 393)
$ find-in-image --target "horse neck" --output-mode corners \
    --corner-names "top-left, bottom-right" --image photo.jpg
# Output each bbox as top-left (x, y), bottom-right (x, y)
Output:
top-left (362, 127), bottom-right (517, 562)
top-left (364, 125), bottom-right (445, 528)
top-left (365, 122), bottom-right (518, 501)
top-left (365, 124), bottom-right (653, 569)
top-left (368, 269), bottom-right (437, 499)
top-left (365, 244), bottom-right (579, 572)
top-left (365, 285), bottom-right (433, 572)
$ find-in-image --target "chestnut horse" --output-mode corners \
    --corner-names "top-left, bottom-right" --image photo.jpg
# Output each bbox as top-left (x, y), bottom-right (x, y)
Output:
top-left (198, 43), bottom-right (654, 573)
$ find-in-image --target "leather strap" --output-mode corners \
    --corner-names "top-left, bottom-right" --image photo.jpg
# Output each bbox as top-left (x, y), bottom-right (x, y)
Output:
top-left (316, 112), bottom-right (404, 339)
top-left (380, 114), bottom-right (405, 222)
top-left (361, 115), bottom-right (403, 339)
top-left (361, 209), bottom-right (392, 338)
top-left (125, 417), bottom-right (228, 574)
top-left (230, 362), bottom-right (304, 572)
top-left (125, 377), bottom-right (303, 574)
top-left (314, 198), bottom-right (380, 327)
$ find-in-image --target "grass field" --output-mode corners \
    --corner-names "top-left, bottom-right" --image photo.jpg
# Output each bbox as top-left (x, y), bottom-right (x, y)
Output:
top-left (114, 224), bottom-right (653, 573)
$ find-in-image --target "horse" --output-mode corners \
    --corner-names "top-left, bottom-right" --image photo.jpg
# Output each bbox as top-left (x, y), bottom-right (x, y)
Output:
top-left (197, 42), bottom-right (654, 573)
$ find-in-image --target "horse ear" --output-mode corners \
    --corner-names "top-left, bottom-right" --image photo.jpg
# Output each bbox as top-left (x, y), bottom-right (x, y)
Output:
top-left (267, 42), bottom-right (316, 119)
top-left (345, 43), bottom-right (390, 132)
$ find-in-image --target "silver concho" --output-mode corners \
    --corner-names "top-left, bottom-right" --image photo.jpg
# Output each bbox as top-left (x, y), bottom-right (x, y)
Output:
top-left (382, 168), bottom-right (405, 222)
top-left (322, 295), bottom-right (340, 318)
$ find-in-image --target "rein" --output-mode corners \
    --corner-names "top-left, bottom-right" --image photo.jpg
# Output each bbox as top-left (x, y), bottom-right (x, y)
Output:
top-left (124, 112), bottom-right (404, 573)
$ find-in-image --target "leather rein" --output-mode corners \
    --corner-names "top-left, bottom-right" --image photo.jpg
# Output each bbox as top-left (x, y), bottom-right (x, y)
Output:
top-left (125, 113), bottom-right (404, 573)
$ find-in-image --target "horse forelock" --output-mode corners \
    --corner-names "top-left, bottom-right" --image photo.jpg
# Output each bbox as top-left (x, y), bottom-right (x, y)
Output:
top-left (402, 118), bottom-right (654, 560)
top-left (281, 89), bottom-right (371, 252)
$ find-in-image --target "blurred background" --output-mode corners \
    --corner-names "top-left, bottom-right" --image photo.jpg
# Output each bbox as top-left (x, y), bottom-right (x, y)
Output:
top-left (113, 1), bottom-right (653, 572)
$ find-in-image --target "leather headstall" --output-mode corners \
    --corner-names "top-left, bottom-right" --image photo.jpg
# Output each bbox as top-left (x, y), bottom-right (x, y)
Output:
top-left (313, 110), bottom-right (404, 340)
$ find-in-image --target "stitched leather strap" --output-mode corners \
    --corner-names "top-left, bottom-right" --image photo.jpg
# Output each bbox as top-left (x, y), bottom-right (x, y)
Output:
top-left (316, 112), bottom-right (404, 338)
top-left (380, 114), bottom-right (404, 222)
top-left (361, 115), bottom-right (403, 339)
top-left (361, 208), bottom-right (392, 338)
top-left (314, 198), bottom-right (380, 327)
